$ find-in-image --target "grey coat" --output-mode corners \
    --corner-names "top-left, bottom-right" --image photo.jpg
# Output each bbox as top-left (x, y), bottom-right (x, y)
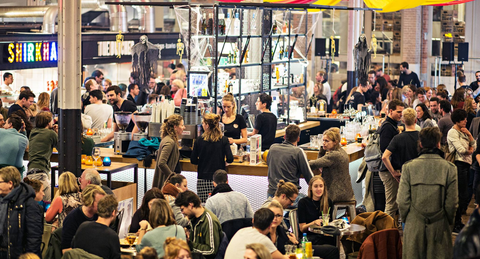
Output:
top-left (309, 147), bottom-right (355, 202)
top-left (152, 135), bottom-right (180, 188)
top-left (397, 153), bottom-right (458, 259)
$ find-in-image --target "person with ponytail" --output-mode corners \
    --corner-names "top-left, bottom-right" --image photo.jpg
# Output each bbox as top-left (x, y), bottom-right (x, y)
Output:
top-left (191, 113), bottom-right (234, 202)
top-left (152, 114), bottom-right (186, 189)
top-left (221, 93), bottom-right (248, 145)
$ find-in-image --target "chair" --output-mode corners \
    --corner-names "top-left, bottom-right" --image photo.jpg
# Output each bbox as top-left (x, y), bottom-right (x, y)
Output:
top-left (44, 227), bottom-right (62, 259)
top-left (332, 200), bottom-right (356, 220)
top-left (111, 208), bottom-right (124, 234)
top-left (357, 229), bottom-right (402, 259)
top-left (289, 209), bottom-right (301, 240)
top-left (221, 218), bottom-right (252, 241)
top-left (62, 248), bottom-right (103, 259)
top-left (214, 231), bottom-right (229, 259)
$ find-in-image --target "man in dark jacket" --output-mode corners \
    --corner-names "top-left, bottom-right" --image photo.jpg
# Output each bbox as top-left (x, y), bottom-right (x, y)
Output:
top-left (454, 187), bottom-right (480, 258)
top-left (0, 166), bottom-right (43, 259)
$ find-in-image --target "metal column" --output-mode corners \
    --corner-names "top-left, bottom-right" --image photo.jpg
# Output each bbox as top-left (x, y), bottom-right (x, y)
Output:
top-left (346, 0), bottom-right (363, 92)
top-left (58, 0), bottom-right (82, 177)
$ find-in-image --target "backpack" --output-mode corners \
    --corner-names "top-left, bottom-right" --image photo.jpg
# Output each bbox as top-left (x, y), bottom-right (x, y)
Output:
top-left (364, 120), bottom-right (397, 172)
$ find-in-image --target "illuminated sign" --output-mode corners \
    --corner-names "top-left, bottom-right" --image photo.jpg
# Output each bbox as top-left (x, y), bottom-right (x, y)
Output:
top-left (7, 41), bottom-right (57, 63)
top-left (97, 40), bottom-right (135, 57)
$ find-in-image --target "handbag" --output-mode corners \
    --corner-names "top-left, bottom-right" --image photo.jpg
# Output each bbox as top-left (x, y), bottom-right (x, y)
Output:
top-left (445, 149), bottom-right (456, 163)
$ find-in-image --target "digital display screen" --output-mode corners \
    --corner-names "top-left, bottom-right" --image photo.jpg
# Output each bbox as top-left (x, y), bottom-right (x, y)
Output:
top-left (188, 72), bottom-right (210, 98)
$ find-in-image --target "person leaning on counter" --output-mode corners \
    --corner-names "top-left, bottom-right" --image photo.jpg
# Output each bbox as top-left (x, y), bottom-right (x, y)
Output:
top-left (221, 93), bottom-right (247, 145)
top-left (248, 93), bottom-right (277, 151)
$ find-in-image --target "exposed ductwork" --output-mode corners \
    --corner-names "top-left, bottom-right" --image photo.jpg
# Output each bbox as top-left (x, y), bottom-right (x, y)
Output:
top-left (42, 6), bottom-right (58, 34)
top-left (141, 0), bottom-right (155, 33)
top-left (0, 6), bottom-right (51, 18)
top-left (133, 5), bottom-right (146, 31)
top-left (108, 0), bottom-right (128, 32)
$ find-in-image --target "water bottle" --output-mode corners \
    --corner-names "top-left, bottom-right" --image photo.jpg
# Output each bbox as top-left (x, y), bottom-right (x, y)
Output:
top-left (301, 233), bottom-right (308, 251)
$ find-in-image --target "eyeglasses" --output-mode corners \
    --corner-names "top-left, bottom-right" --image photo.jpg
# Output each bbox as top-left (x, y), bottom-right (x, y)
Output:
top-left (287, 196), bottom-right (296, 204)
top-left (274, 214), bottom-right (283, 219)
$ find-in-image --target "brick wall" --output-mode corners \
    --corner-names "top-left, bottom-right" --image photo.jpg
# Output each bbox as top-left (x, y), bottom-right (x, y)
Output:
top-left (420, 6), bottom-right (430, 76)
top-left (401, 7), bottom-right (422, 67)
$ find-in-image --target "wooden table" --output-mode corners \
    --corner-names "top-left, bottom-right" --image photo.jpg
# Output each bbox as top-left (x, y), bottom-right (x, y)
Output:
top-left (308, 224), bottom-right (366, 248)
top-left (275, 121), bottom-right (320, 138)
top-left (50, 162), bottom-right (138, 198)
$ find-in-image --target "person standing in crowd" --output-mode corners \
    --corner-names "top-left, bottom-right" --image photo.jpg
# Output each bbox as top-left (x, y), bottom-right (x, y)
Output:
top-left (452, 88), bottom-right (466, 111)
top-left (78, 168), bottom-right (114, 194)
top-left (191, 114), bottom-right (233, 202)
top-left (102, 78), bottom-right (112, 92)
top-left (309, 127), bottom-right (354, 203)
top-left (130, 188), bottom-right (165, 233)
top-left (298, 176), bottom-right (334, 246)
top-left (378, 99), bottom-right (404, 219)
top-left (398, 62), bottom-right (421, 87)
top-left (454, 188), bottom-right (480, 258)
top-left (381, 108), bottom-right (420, 215)
top-left (1, 72), bottom-right (15, 104)
top-left (23, 177), bottom-right (44, 202)
top-left (36, 92), bottom-right (50, 112)
top-left (438, 100), bottom-right (454, 149)
top-left (0, 115), bottom-right (28, 172)
top-left (27, 111), bottom-right (58, 202)
top-left (221, 93), bottom-right (248, 145)
top-left (127, 83), bottom-right (140, 104)
top-left (136, 199), bottom-right (186, 258)
top-left (448, 109), bottom-right (476, 234)
top-left (172, 80), bottom-right (188, 106)
top-left (85, 89), bottom-right (113, 129)
top-left (61, 185), bottom-right (106, 253)
top-left (81, 79), bottom-right (99, 111)
top-left (412, 88), bottom-right (427, 108)
top-left (429, 97), bottom-right (442, 122)
top-left (267, 124), bottom-right (313, 200)
top-left (45, 172), bottom-right (82, 229)
top-left (89, 70), bottom-right (104, 85)
top-left (152, 114), bottom-right (185, 189)
top-left (249, 93), bottom-right (277, 151)
top-left (175, 190), bottom-right (222, 259)
top-left (205, 169), bottom-right (253, 224)
top-left (402, 85), bottom-right (416, 108)
top-left (377, 77), bottom-right (390, 101)
top-left (397, 127), bottom-right (457, 259)
top-left (349, 79), bottom-right (369, 111)
top-left (137, 76), bottom-right (157, 106)
top-left (458, 74), bottom-right (469, 88)
top-left (8, 90), bottom-right (35, 117)
top-left (101, 85), bottom-right (137, 142)
top-left (437, 90), bottom-right (449, 102)
top-left (72, 195), bottom-right (121, 259)
top-left (0, 166), bottom-right (43, 259)
top-left (464, 97), bottom-right (477, 130)
top-left (375, 66), bottom-right (391, 83)
top-left (163, 237), bottom-right (191, 259)
top-left (316, 71), bottom-right (331, 105)
top-left (469, 71), bottom-right (480, 94)
top-left (225, 208), bottom-right (288, 259)
top-left (415, 103), bottom-right (436, 129)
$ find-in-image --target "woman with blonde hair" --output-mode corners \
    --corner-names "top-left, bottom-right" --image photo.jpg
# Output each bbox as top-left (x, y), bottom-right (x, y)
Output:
top-left (244, 243), bottom-right (273, 259)
top-left (37, 92), bottom-right (50, 112)
top-left (172, 79), bottom-right (187, 106)
top-left (309, 127), bottom-right (354, 203)
top-left (298, 176), bottom-right (334, 246)
top-left (402, 85), bottom-right (416, 107)
top-left (45, 171), bottom-right (82, 228)
top-left (464, 97), bottom-right (477, 129)
top-left (163, 237), bottom-right (191, 259)
top-left (136, 199), bottom-right (186, 258)
top-left (221, 93), bottom-right (247, 145)
top-left (152, 114), bottom-right (185, 189)
top-left (191, 113), bottom-right (234, 202)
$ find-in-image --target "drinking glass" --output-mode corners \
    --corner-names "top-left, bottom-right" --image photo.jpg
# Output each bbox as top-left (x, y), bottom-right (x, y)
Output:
top-left (322, 214), bottom-right (330, 226)
top-left (92, 147), bottom-right (101, 168)
top-left (310, 135), bottom-right (317, 149)
top-left (126, 233), bottom-right (137, 248)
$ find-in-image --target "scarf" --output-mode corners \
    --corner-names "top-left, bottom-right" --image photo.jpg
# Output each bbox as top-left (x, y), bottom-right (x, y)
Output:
top-left (162, 183), bottom-right (179, 198)
top-left (211, 183), bottom-right (233, 196)
top-left (0, 185), bottom-right (23, 237)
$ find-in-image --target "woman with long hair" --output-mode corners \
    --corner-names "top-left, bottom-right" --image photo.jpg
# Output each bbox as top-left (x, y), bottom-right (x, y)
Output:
top-left (191, 113), bottom-right (234, 202)
top-left (45, 172), bottom-right (81, 228)
top-left (415, 103), bottom-right (436, 129)
top-left (451, 87), bottom-right (466, 111)
top-left (221, 93), bottom-right (247, 145)
top-left (298, 176), bottom-right (334, 246)
top-left (244, 243), bottom-right (273, 259)
top-left (163, 237), bottom-right (191, 259)
top-left (136, 199), bottom-right (186, 258)
top-left (464, 97), bottom-right (477, 130)
top-left (37, 92), bottom-right (50, 112)
top-left (377, 77), bottom-right (389, 101)
top-left (152, 114), bottom-right (185, 189)
top-left (402, 85), bottom-right (416, 107)
top-left (130, 187), bottom-right (165, 233)
top-left (309, 128), bottom-right (354, 203)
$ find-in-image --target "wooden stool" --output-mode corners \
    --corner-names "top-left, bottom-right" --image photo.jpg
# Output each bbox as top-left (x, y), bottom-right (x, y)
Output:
top-left (332, 200), bottom-right (356, 221)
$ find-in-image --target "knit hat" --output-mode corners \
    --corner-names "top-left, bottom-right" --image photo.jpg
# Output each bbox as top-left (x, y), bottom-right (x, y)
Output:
top-left (162, 183), bottom-right (179, 198)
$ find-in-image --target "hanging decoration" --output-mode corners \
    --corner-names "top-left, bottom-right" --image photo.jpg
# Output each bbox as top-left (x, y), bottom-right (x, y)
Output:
top-left (370, 34), bottom-right (377, 58)
top-left (115, 31), bottom-right (124, 58)
top-left (330, 9), bottom-right (336, 62)
top-left (354, 35), bottom-right (371, 85)
top-left (176, 38), bottom-right (185, 63)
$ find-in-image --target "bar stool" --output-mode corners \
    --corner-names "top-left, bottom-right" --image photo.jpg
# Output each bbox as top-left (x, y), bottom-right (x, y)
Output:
top-left (332, 200), bottom-right (356, 221)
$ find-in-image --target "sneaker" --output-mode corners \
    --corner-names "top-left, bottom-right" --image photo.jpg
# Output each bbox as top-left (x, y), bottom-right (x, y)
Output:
top-left (453, 224), bottom-right (465, 235)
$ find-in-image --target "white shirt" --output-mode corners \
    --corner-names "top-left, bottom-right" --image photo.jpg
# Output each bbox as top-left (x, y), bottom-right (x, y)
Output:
top-left (224, 227), bottom-right (278, 259)
top-left (323, 82), bottom-right (332, 105)
top-left (0, 83), bottom-right (13, 92)
top-left (84, 103), bottom-right (114, 129)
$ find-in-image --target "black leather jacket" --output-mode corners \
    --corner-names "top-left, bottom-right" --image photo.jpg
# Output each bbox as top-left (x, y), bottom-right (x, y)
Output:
top-left (1, 182), bottom-right (43, 259)
top-left (454, 208), bottom-right (480, 258)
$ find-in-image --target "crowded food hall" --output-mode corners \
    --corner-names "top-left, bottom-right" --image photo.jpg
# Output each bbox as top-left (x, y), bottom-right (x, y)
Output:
top-left (1, 0), bottom-right (479, 258)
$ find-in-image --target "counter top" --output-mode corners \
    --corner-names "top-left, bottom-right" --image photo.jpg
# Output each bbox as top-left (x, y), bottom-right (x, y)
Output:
top-left (275, 121), bottom-right (320, 138)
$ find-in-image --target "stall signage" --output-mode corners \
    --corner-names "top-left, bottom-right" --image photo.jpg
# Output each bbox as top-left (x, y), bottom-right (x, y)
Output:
top-left (6, 41), bottom-right (57, 63)
top-left (97, 40), bottom-right (135, 57)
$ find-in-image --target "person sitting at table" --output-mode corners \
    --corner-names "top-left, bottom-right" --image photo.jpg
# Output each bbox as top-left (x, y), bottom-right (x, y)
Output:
top-left (221, 93), bottom-right (247, 145)
top-left (136, 199), bottom-right (187, 258)
top-left (138, 247), bottom-right (158, 259)
top-left (45, 172), bottom-right (82, 229)
top-left (163, 237), bottom-right (191, 259)
top-left (0, 114), bottom-right (28, 173)
top-left (249, 93), bottom-right (278, 151)
top-left (298, 176), bottom-right (334, 246)
top-left (243, 243), bottom-right (273, 259)
top-left (72, 195), bottom-right (121, 259)
top-left (129, 187), bottom-right (165, 233)
top-left (162, 174), bottom-right (190, 228)
top-left (26, 111), bottom-right (58, 202)
top-left (191, 113), bottom-right (234, 202)
top-left (267, 201), bottom-right (339, 259)
top-left (309, 127), bottom-right (355, 203)
top-left (61, 185), bottom-right (106, 253)
top-left (78, 168), bottom-right (114, 195)
top-left (152, 114), bottom-right (185, 189)
top-left (262, 181), bottom-right (299, 230)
